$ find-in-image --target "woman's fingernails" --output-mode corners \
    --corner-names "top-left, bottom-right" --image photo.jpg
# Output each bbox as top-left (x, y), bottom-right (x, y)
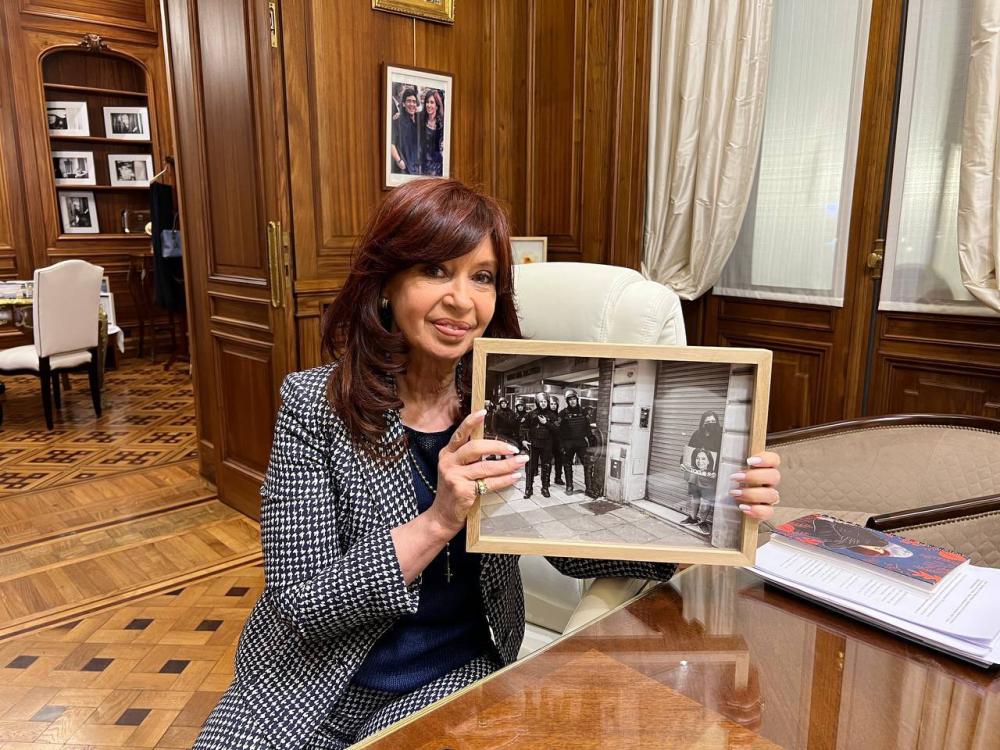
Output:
top-left (510, 472), bottom-right (523, 480)
top-left (730, 472), bottom-right (746, 482)
top-left (474, 409), bottom-right (487, 418)
top-left (747, 456), bottom-right (763, 466)
top-left (739, 504), bottom-right (752, 513)
top-left (730, 488), bottom-right (743, 497)
top-left (507, 444), bottom-right (520, 454)
top-left (514, 455), bottom-right (530, 464)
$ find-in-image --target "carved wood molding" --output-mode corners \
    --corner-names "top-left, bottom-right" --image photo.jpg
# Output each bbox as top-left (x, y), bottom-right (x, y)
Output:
top-left (78, 32), bottom-right (109, 52)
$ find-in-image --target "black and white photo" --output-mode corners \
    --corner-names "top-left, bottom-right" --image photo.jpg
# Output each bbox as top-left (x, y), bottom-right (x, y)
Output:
top-left (108, 154), bottom-right (154, 186)
top-left (383, 64), bottom-right (452, 188)
top-left (470, 340), bottom-right (771, 566)
top-left (58, 191), bottom-right (100, 234)
top-left (46, 101), bottom-right (90, 136)
top-left (52, 151), bottom-right (96, 186)
top-left (103, 106), bottom-right (150, 141)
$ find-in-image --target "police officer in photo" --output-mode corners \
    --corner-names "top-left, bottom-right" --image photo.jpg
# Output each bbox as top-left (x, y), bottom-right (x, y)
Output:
top-left (558, 389), bottom-right (596, 496)
top-left (548, 394), bottom-right (564, 486)
top-left (522, 392), bottom-right (559, 498)
top-left (512, 399), bottom-right (528, 453)
top-left (492, 397), bottom-right (519, 446)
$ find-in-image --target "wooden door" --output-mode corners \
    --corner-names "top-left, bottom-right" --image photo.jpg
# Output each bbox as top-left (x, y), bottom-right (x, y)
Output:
top-left (163, 0), bottom-right (295, 518)
top-left (698, 0), bottom-right (1000, 431)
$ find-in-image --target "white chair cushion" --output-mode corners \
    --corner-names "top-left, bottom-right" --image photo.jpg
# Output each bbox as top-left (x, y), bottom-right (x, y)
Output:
top-left (0, 345), bottom-right (91, 372)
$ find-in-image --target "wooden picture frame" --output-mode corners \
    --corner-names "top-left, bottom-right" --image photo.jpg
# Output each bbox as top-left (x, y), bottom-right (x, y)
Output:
top-left (469, 339), bottom-right (772, 566)
top-left (372, 0), bottom-right (455, 25)
top-left (510, 236), bottom-right (548, 264)
top-left (383, 63), bottom-right (452, 188)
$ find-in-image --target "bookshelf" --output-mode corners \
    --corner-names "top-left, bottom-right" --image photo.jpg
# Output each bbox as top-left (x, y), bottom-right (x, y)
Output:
top-left (42, 48), bottom-right (157, 238)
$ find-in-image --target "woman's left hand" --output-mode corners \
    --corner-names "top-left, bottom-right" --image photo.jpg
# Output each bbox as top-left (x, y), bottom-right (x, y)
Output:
top-left (729, 451), bottom-right (781, 522)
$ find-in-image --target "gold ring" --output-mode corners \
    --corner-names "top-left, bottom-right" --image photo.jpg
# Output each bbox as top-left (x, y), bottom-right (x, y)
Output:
top-left (475, 479), bottom-right (489, 498)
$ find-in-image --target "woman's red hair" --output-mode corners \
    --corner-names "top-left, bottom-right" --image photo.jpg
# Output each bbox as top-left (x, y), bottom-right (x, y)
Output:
top-left (322, 179), bottom-right (522, 455)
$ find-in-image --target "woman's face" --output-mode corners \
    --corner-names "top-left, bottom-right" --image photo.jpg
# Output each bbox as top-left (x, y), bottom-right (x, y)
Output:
top-left (384, 235), bottom-right (497, 365)
top-left (425, 96), bottom-right (437, 116)
top-left (695, 452), bottom-right (709, 470)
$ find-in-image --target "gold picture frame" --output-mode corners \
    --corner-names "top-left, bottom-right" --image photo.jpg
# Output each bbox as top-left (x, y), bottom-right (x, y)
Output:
top-left (469, 339), bottom-right (773, 567)
top-left (372, 0), bottom-right (455, 25)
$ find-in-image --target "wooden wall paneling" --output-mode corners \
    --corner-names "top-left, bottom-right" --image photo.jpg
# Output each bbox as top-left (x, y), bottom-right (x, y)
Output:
top-left (18, 0), bottom-right (157, 34)
top-left (294, 293), bottom-right (328, 369)
top-left (0, 8), bottom-right (34, 350)
top-left (282, 1), bottom-right (413, 287)
top-left (490, 0), bottom-right (529, 232)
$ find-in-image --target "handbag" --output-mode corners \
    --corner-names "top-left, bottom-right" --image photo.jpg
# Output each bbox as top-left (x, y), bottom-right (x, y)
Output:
top-left (161, 213), bottom-right (182, 258)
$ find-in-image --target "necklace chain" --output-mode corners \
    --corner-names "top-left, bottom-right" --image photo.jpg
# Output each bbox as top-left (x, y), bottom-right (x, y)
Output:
top-left (408, 448), bottom-right (452, 583)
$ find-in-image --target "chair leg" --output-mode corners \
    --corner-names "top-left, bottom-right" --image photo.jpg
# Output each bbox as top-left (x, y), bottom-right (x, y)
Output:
top-left (87, 349), bottom-right (102, 418)
top-left (52, 371), bottom-right (62, 409)
top-left (61, 372), bottom-right (72, 391)
top-left (39, 358), bottom-right (54, 430)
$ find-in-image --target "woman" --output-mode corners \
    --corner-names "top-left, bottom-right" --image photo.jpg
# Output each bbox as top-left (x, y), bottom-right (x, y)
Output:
top-left (682, 411), bottom-right (724, 534)
top-left (420, 89), bottom-right (444, 176)
top-left (195, 180), bottom-right (782, 749)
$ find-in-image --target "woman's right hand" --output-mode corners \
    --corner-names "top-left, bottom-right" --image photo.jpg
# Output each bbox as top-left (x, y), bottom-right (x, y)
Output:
top-left (428, 409), bottom-right (529, 535)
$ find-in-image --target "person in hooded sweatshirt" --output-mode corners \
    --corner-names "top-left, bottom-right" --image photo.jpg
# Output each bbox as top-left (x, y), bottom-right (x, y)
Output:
top-left (682, 410), bottom-right (723, 534)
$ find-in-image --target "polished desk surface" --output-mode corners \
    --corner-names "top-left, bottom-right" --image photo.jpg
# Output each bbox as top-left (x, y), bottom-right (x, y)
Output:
top-left (358, 566), bottom-right (999, 749)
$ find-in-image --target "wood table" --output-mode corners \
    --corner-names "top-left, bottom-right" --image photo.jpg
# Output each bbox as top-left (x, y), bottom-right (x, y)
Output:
top-left (357, 566), bottom-right (1000, 749)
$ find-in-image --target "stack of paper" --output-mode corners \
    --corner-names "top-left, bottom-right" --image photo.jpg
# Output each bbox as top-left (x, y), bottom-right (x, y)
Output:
top-left (750, 540), bottom-right (1000, 667)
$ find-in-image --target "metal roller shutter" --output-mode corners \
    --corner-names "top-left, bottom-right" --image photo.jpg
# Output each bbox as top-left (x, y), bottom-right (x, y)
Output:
top-left (646, 362), bottom-right (729, 511)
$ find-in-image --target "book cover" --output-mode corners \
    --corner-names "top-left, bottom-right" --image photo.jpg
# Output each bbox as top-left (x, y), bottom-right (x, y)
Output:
top-left (773, 514), bottom-right (968, 587)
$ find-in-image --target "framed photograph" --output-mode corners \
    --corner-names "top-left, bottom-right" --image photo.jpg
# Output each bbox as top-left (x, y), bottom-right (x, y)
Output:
top-left (372, 0), bottom-right (454, 25)
top-left (47, 101), bottom-right (89, 136)
top-left (103, 106), bottom-right (150, 141)
top-left (58, 191), bottom-right (100, 234)
top-left (511, 236), bottom-right (548, 264)
top-left (469, 339), bottom-right (773, 566)
top-left (52, 151), bottom-right (96, 186)
top-left (383, 64), bottom-right (452, 189)
top-left (108, 154), bottom-right (154, 186)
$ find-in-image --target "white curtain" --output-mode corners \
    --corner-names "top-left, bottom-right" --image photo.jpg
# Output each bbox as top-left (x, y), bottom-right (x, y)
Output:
top-left (957, 0), bottom-right (1000, 313)
top-left (642, 0), bottom-right (773, 301)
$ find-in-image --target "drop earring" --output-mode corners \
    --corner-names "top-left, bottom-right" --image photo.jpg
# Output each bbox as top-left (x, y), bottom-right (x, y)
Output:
top-left (379, 296), bottom-right (390, 310)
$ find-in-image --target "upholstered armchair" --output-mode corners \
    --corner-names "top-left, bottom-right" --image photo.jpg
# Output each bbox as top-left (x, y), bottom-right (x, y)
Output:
top-left (511, 261), bottom-right (686, 655)
top-left (0, 259), bottom-right (104, 429)
top-left (766, 415), bottom-right (1000, 568)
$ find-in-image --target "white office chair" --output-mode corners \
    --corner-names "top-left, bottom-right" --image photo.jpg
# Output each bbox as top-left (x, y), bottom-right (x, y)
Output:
top-left (512, 261), bottom-right (686, 655)
top-left (0, 259), bottom-right (104, 429)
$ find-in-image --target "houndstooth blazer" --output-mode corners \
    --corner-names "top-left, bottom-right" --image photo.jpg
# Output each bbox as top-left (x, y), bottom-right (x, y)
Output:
top-left (196, 364), bottom-right (676, 749)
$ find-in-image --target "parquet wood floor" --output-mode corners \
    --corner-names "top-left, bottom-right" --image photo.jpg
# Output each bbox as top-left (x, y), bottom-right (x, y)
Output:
top-left (0, 359), bottom-right (264, 748)
top-left (0, 361), bottom-right (196, 496)
top-left (0, 564), bottom-right (263, 748)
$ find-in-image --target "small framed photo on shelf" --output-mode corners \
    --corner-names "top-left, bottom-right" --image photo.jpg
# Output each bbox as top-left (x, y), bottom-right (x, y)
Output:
top-left (47, 101), bottom-right (89, 136)
top-left (121, 208), bottom-right (151, 234)
top-left (372, 0), bottom-right (455, 25)
top-left (511, 236), bottom-right (548, 264)
top-left (58, 190), bottom-right (100, 234)
top-left (103, 106), bottom-right (150, 141)
top-left (108, 154), bottom-right (154, 186)
top-left (468, 339), bottom-right (772, 567)
top-left (383, 64), bottom-right (452, 189)
top-left (52, 151), bottom-right (96, 186)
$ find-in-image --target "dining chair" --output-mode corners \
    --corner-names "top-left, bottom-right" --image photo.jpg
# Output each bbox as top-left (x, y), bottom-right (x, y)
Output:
top-left (0, 259), bottom-right (104, 429)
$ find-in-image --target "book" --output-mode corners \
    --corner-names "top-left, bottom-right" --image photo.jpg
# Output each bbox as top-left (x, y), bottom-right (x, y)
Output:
top-left (770, 513), bottom-right (968, 591)
top-left (750, 537), bottom-right (1000, 668)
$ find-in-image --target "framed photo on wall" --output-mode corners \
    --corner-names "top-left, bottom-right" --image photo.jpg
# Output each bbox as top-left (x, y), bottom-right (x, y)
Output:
top-left (372, 0), bottom-right (455, 25)
top-left (52, 151), bottom-right (96, 186)
top-left (108, 154), bottom-right (154, 186)
top-left (47, 101), bottom-right (89, 136)
top-left (103, 106), bottom-right (150, 141)
top-left (58, 191), bottom-right (100, 234)
top-left (511, 236), bottom-right (548, 264)
top-left (383, 64), bottom-right (452, 189)
top-left (469, 339), bottom-right (772, 567)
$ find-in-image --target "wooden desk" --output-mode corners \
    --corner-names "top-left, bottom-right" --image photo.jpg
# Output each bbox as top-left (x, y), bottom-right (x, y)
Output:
top-left (358, 567), bottom-right (999, 749)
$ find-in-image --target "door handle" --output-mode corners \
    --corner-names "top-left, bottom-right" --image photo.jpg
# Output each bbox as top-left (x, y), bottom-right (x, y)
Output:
top-left (267, 220), bottom-right (283, 308)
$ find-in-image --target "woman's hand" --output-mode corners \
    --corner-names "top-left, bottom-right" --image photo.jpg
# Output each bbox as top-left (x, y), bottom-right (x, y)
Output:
top-left (427, 409), bottom-right (529, 535)
top-left (729, 451), bottom-right (781, 522)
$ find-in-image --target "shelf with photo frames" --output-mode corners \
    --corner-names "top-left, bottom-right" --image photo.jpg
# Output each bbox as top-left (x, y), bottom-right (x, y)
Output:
top-left (43, 47), bottom-right (159, 237)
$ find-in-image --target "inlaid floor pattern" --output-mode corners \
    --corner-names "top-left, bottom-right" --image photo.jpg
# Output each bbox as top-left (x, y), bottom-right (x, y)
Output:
top-left (0, 360), bottom-right (197, 496)
top-left (0, 564), bottom-right (263, 748)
